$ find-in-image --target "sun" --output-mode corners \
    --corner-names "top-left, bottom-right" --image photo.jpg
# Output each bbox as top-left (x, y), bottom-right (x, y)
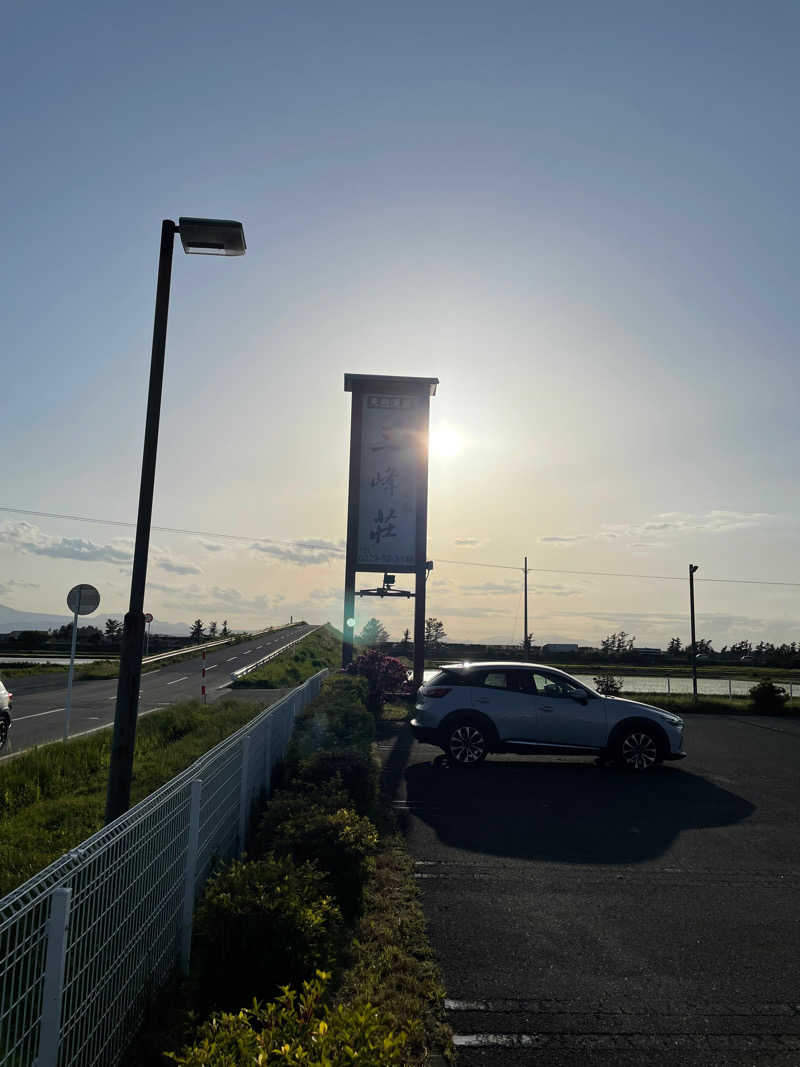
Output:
top-left (430, 426), bottom-right (464, 459)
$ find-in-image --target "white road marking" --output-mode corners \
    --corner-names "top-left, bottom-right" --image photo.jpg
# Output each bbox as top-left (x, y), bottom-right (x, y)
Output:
top-left (255, 645), bottom-right (263, 649)
top-left (204, 664), bottom-right (218, 671)
top-left (15, 708), bottom-right (66, 721)
top-left (166, 676), bottom-right (189, 685)
top-left (226, 656), bottom-right (237, 662)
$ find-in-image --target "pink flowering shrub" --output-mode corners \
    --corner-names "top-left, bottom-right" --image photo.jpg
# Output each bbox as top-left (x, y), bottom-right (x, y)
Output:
top-left (348, 649), bottom-right (411, 716)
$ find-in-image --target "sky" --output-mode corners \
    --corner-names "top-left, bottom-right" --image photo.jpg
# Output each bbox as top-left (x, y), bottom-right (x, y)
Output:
top-left (2, 1), bottom-right (799, 648)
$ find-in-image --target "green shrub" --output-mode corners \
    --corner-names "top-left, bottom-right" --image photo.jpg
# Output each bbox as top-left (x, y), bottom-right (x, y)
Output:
top-left (263, 805), bottom-right (379, 921)
top-left (168, 972), bottom-right (407, 1066)
top-left (191, 856), bottom-right (341, 1013)
top-left (593, 672), bottom-right (624, 696)
top-left (749, 678), bottom-right (788, 714)
top-left (295, 746), bottom-right (379, 816)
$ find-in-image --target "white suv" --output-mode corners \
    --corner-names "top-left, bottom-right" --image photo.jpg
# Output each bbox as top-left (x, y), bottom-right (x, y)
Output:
top-left (0, 677), bottom-right (12, 752)
top-left (411, 662), bottom-right (685, 771)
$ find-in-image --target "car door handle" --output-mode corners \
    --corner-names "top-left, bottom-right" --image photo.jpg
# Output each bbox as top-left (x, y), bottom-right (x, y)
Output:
top-left (540, 705), bottom-right (555, 712)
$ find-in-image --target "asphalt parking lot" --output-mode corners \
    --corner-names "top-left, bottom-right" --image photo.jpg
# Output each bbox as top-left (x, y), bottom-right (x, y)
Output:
top-left (379, 714), bottom-right (800, 1066)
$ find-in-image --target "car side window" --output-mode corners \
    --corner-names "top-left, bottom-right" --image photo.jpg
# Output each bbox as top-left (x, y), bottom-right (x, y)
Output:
top-left (531, 672), bottom-right (570, 698)
top-left (481, 670), bottom-right (512, 689)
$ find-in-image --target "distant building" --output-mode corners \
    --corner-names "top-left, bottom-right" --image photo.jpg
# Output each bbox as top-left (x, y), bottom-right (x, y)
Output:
top-left (542, 643), bottom-right (580, 653)
top-left (633, 647), bottom-right (662, 655)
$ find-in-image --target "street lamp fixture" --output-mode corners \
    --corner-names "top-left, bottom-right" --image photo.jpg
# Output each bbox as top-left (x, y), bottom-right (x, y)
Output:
top-left (105, 217), bottom-right (246, 825)
top-left (179, 217), bottom-right (246, 256)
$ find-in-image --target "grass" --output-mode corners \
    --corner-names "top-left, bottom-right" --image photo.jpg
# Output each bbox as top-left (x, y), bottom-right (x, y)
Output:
top-left (0, 697), bottom-right (269, 899)
top-left (231, 623), bottom-right (341, 688)
top-left (625, 691), bottom-right (798, 716)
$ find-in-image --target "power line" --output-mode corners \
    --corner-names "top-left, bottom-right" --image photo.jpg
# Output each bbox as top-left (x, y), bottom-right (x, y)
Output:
top-left (0, 505), bottom-right (345, 555)
top-left (435, 558), bottom-right (800, 590)
top-left (3, 505), bottom-right (799, 588)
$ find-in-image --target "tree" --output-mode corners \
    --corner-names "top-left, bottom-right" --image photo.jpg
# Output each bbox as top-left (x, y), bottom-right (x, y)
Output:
top-left (424, 617), bottom-right (447, 651)
top-left (358, 618), bottom-right (389, 647)
top-left (190, 619), bottom-right (205, 643)
top-left (667, 637), bottom-right (682, 655)
top-left (208, 621), bottom-right (218, 639)
top-left (105, 618), bottom-right (122, 641)
top-left (522, 632), bottom-right (534, 657)
top-left (221, 620), bottom-right (229, 637)
top-left (399, 628), bottom-right (411, 653)
top-left (695, 637), bottom-right (713, 655)
top-left (600, 631), bottom-right (636, 655)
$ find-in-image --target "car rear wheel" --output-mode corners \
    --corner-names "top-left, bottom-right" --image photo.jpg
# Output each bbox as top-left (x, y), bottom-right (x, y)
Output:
top-left (615, 726), bottom-right (660, 771)
top-left (445, 720), bottom-right (488, 767)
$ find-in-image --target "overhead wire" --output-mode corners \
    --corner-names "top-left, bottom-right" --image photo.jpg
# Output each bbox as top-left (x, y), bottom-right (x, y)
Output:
top-left (2, 505), bottom-right (799, 588)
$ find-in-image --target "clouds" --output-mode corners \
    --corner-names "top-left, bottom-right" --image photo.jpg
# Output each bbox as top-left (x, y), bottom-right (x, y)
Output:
top-left (0, 521), bottom-right (133, 564)
top-left (453, 536), bottom-right (489, 547)
top-left (0, 578), bottom-right (38, 596)
top-left (249, 538), bottom-right (345, 566)
top-left (147, 581), bottom-right (281, 615)
top-left (0, 521), bottom-right (203, 576)
top-left (540, 510), bottom-right (778, 547)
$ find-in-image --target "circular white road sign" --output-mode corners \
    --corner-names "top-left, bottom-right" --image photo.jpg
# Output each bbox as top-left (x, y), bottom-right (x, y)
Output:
top-left (67, 584), bottom-right (100, 615)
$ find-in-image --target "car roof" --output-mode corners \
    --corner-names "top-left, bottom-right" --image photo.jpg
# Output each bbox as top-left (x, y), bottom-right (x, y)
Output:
top-left (438, 661), bottom-right (564, 672)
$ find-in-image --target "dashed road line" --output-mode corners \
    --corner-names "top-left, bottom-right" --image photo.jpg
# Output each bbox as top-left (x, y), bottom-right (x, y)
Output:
top-left (166, 676), bottom-right (189, 685)
top-left (15, 707), bottom-right (66, 721)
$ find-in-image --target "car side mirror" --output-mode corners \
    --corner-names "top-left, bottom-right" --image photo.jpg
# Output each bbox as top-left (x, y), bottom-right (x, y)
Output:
top-left (570, 693), bottom-right (588, 705)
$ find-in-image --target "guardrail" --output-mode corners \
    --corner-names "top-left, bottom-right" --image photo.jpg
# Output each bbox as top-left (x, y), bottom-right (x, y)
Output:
top-left (230, 625), bottom-right (323, 682)
top-left (0, 669), bottom-right (328, 1067)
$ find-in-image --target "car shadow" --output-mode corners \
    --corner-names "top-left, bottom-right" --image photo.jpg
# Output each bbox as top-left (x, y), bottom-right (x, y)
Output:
top-left (398, 740), bottom-right (756, 866)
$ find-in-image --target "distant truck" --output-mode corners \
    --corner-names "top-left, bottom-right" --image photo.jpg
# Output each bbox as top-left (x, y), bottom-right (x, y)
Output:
top-left (541, 643), bottom-right (580, 653)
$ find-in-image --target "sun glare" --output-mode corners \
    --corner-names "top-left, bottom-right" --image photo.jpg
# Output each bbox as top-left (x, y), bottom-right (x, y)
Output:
top-left (430, 426), bottom-right (464, 459)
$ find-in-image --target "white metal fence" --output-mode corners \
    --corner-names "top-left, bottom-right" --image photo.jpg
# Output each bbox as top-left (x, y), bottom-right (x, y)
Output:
top-left (0, 670), bottom-right (327, 1067)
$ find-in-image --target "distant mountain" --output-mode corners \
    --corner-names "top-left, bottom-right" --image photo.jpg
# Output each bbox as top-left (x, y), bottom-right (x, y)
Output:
top-left (0, 602), bottom-right (190, 637)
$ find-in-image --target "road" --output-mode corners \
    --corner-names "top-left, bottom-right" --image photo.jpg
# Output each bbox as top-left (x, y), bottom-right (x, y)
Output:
top-left (379, 713), bottom-right (800, 1066)
top-left (2, 623), bottom-right (318, 757)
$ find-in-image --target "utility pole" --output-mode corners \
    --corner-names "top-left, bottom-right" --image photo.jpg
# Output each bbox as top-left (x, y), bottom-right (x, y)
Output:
top-left (689, 563), bottom-right (699, 705)
top-left (523, 556), bottom-right (529, 659)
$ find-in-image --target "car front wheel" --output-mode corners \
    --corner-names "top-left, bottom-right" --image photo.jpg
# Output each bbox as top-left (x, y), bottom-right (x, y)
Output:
top-left (615, 726), bottom-right (660, 771)
top-left (445, 720), bottom-right (488, 767)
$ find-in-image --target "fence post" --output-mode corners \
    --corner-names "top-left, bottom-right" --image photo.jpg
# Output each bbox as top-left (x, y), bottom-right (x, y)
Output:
top-left (238, 735), bottom-right (252, 856)
top-left (667, 676), bottom-right (670, 695)
top-left (180, 779), bottom-right (202, 976)
top-left (36, 887), bottom-right (72, 1067)
top-left (264, 713), bottom-right (273, 796)
top-left (729, 679), bottom-right (733, 699)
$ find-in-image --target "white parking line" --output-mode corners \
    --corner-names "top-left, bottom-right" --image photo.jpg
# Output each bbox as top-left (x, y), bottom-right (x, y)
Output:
top-left (204, 664), bottom-right (218, 671)
top-left (166, 676), bottom-right (189, 685)
top-left (15, 708), bottom-right (66, 721)
top-left (226, 656), bottom-right (237, 662)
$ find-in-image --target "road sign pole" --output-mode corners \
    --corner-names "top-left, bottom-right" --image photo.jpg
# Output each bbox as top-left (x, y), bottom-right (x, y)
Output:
top-left (63, 608), bottom-right (80, 742)
top-left (63, 583), bottom-right (100, 742)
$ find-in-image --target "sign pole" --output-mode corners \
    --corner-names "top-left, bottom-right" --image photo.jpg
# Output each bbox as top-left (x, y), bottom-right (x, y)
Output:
top-left (63, 583), bottom-right (101, 742)
top-left (64, 605), bottom-right (80, 742)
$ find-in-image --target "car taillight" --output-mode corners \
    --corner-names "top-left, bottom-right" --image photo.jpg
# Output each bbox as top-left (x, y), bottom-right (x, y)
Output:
top-left (426, 687), bottom-right (452, 698)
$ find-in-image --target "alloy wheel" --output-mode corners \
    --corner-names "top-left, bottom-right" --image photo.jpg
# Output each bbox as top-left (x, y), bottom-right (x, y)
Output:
top-left (449, 724), bottom-right (486, 765)
top-left (620, 731), bottom-right (658, 770)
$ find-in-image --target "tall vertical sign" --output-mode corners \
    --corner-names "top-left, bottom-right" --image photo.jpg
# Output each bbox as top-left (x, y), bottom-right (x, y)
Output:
top-left (343, 374), bottom-right (438, 688)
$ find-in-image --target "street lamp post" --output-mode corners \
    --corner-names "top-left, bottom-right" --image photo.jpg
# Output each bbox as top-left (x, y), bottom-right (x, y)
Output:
top-left (105, 218), bottom-right (246, 825)
top-left (689, 563), bottom-right (699, 705)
